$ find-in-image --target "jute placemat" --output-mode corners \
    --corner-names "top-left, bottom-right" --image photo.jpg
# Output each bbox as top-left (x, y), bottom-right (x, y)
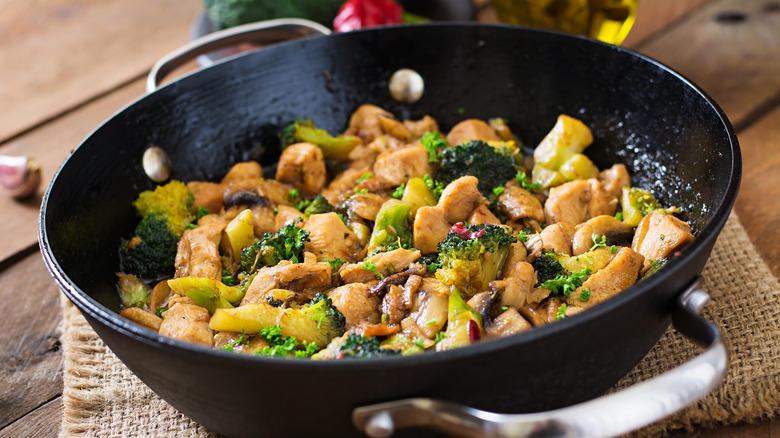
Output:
top-left (59, 213), bottom-right (780, 437)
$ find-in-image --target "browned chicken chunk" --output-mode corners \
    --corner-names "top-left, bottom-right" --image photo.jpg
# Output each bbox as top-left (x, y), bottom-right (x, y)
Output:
top-left (498, 182), bottom-right (546, 224)
top-left (632, 210), bottom-right (694, 271)
top-left (544, 179), bottom-right (617, 225)
top-left (303, 212), bottom-right (360, 262)
top-left (159, 302), bottom-right (213, 346)
top-left (567, 247), bottom-right (644, 309)
top-left (242, 260), bottom-right (332, 305)
top-left (372, 146), bottom-right (433, 186)
top-left (275, 142), bottom-right (327, 197)
top-left (328, 283), bottom-right (380, 328)
top-left (438, 176), bottom-right (485, 223)
top-left (446, 119), bottom-right (501, 145)
top-left (413, 206), bottom-right (451, 254)
top-left (339, 248), bottom-right (421, 284)
top-left (174, 216), bottom-right (228, 281)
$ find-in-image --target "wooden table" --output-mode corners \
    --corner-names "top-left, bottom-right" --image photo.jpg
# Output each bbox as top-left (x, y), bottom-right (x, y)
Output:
top-left (1, 0), bottom-right (777, 436)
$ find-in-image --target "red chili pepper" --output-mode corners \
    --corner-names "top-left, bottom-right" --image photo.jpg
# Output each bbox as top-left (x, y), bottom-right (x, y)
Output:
top-left (333, 0), bottom-right (404, 32)
top-left (467, 320), bottom-right (481, 343)
top-left (450, 222), bottom-right (485, 240)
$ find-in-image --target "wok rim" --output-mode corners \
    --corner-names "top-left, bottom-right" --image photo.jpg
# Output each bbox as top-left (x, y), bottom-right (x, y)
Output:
top-left (38, 23), bottom-right (741, 372)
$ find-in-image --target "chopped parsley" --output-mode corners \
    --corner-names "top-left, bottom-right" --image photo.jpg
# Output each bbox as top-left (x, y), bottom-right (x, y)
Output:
top-left (556, 303), bottom-right (568, 320)
top-left (323, 258), bottom-right (347, 271)
top-left (222, 331), bottom-right (249, 352)
top-left (355, 172), bottom-right (372, 184)
top-left (391, 183), bottom-right (405, 199)
top-left (434, 332), bottom-right (446, 344)
top-left (423, 174), bottom-right (444, 200)
top-left (540, 268), bottom-right (592, 298)
top-left (579, 288), bottom-right (591, 302)
top-left (515, 170), bottom-right (542, 192)
top-left (420, 131), bottom-right (447, 163)
top-left (362, 261), bottom-right (384, 279)
top-left (254, 324), bottom-right (319, 358)
top-left (615, 212), bottom-right (623, 221)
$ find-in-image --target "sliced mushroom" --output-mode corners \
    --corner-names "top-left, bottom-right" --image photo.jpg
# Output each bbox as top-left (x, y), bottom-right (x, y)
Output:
top-left (571, 215), bottom-right (634, 256)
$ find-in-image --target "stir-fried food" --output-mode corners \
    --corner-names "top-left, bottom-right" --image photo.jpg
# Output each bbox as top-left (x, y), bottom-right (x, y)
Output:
top-left (116, 106), bottom-right (694, 359)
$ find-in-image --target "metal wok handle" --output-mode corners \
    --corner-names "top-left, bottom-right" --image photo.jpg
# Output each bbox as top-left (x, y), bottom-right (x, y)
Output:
top-left (147, 18), bottom-right (331, 93)
top-left (353, 277), bottom-right (727, 437)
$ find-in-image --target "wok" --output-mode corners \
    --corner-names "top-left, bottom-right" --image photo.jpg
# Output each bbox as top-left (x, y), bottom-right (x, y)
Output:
top-left (39, 20), bottom-right (740, 438)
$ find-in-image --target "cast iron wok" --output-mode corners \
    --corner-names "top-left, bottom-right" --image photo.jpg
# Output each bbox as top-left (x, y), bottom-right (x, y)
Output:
top-left (40, 22), bottom-right (740, 438)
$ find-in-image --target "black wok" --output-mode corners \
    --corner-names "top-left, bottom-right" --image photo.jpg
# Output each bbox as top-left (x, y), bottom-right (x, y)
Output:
top-left (39, 21), bottom-right (740, 438)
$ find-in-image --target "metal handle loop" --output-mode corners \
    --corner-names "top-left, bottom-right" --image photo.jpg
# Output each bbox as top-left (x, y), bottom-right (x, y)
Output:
top-left (146, 18), bottom-right (331, 93)
top-left (353, 277), bottom-right (727, 437)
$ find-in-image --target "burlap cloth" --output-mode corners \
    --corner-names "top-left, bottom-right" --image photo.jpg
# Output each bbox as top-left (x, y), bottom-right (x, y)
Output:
top-left (58, 213), bottom-right (780, 437)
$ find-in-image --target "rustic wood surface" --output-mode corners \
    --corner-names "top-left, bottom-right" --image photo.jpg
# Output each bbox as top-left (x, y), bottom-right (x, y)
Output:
top-left (0, 0), bottom-right (777, 437)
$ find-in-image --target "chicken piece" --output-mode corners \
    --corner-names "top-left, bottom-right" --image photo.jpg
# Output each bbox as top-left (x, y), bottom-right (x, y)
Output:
top-left (413, 206), bottom-right (451, 254)
top-left (486, 308), bottom-right (532, 338)
top-left (274, 205), bottom-right (303, 230)
top-left (148, 280), bottom-right (173, 313)
top-left (571, 215), bottom-right (633, 256)
top-left (498, 182), bottom-right (546, 223)
top-left (328, 283), bottom-right (380, 328)
top-left (346, 193), bottom-right (386, 222)
top-left (188, 181), bottom-right (227, 214)
top-left (346, 143), bottom-right (381, 171)
top-left (250, 204), bottom-right (276, 237)
top-left (241, 260), bottom-right (332, 305)
top-left (632, 210), bottom-right (694, 271)
top-left (567, 247), bottom-right (644, 309)
top-left (409, 278), bottom-right (449, 339)
top-left (224, 178), bottom-right (292, 207)
top-left (321, 167), bottom-right (368, 205)
top-left (404, 115), bottom-right (439, 137)
top-left (345, 104), bottom-right (393, 143)
top-left (599, 164), bottom-right (631, 199)
top-left (378, 115), bottom-right (414, 141)
top-left (539, 222), bottom-right (576, 256)
top-left (372, 146), bottom-right (433, 186)
top-left (158, 302), bottom-right (213, 346)
top-left (501, 241), bottom-right (528, 277)
top-left (339, 248), bottom-right (421, 284)
top-left (446, 119), bottom-right (501, 146)
top-left (221, 161), bottom-right (263, 185)
top-left (438, 176), bottom-right (485, 223)
top-left (366, 135), bottom-right (407, 155)
top-left (174, 217), bottom-right (228, 281)
top-left (468, 203), bottom-right (501, 226)
top-left (303, 212), bottom-right (360, 262)
top-left (492, 261), bottom-right (535, 309)
top-left (213, 331), bottom-right (269, 355)
top-left (544, 179), bottom-right (617, 226)
top-left (275, 142), bottom-right (327, 197)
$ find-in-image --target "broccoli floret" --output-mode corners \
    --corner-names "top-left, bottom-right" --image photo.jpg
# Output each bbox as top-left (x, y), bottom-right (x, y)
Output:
top-left (239, 222), bottom-right (311, 275)
top-left (302, 194), bottom-right (336, 219)
top-left (435, 223), bottom-right (517, 296)
top-left (254, 324), bottom-right (320, 358)
top-left (435, 140), bottom-right (517, 196)
top-left (133, 180), bottom-right (194, 237)
top-left (337, 334), bottom-right (402, 359)
top-left (119, 213), bottom-right (179, 279)
top-left (531, 252), bottom-right (565, 284)
top-left (280, 119), bottom-right (362, 161)
top-left (203, 0), bottom-right (344, 30)
top-left (209, 292), bottom-right (346, 348)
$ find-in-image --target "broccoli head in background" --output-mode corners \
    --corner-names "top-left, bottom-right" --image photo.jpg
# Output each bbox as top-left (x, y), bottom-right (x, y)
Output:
top-left (239, 222), bottom-right (311, 275)
top-left (337, 334), bottom-right (402, 359)
top-left (302, 194), bottom-right (336, 220)
top-left (119, 214), bottom-right (180, 279)
top-left (434, 140), bottom-right (518, 196)
top-left (203, 0), bottom-right (345, 30)
top-left (281, 119), bottom-right (362, 161)
top-left (120, 180), bottom-right (196, 280)
top-left (531, 252), bottom-right (565, 284)
top-left (133, 180), bottom-right (194, 237)
top-left (436, 223), bottom-right (517, 297)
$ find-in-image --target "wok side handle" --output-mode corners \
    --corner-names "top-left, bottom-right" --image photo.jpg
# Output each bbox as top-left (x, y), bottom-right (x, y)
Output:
top-left (352, 277), bottom-right (727, 438)
top-left (146, 18), bottom-right (331, 93)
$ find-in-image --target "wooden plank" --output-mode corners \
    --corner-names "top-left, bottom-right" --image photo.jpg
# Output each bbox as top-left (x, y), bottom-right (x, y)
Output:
top-left (0, 253), bottom-right (64, 429)
top-left (0, 397), bottom-right (62, 438)
top-left (0, 79), bottom-right (146, 265)
top-left (0, 0), bottom-right (202, 142)
top-left (732, 106), bottom-right (780, 278)
top-left (622, 0), bottom-right (709, 47)
top-left (635, 0), bottom-right (780, 129)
